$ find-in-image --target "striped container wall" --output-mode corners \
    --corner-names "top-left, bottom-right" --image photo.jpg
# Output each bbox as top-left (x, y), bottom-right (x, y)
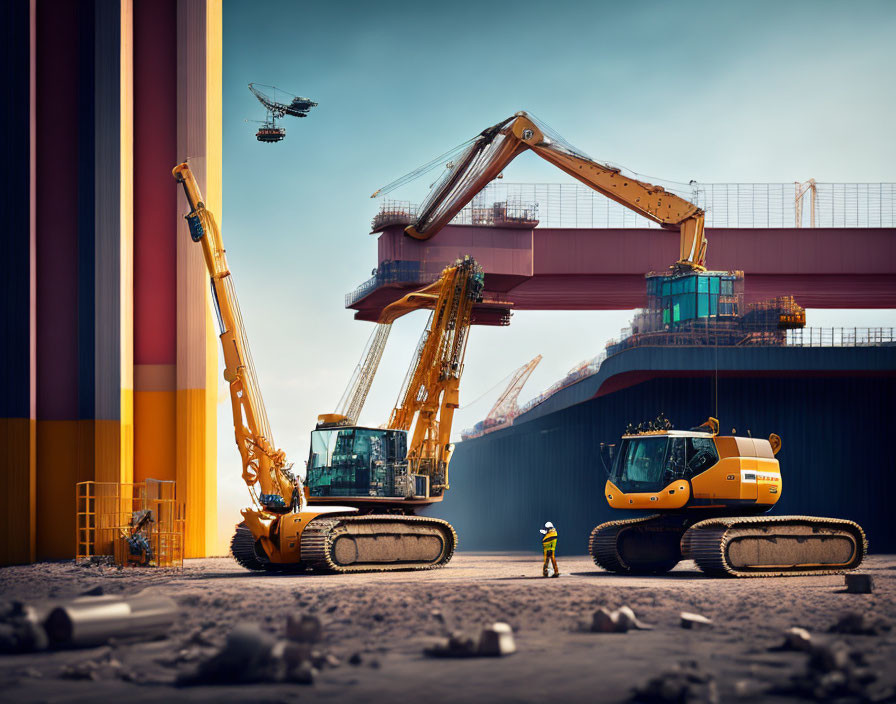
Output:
top-left (3, 0), bottom-right (219, 564)
top-left (1, 0), bottom-right (37, 565)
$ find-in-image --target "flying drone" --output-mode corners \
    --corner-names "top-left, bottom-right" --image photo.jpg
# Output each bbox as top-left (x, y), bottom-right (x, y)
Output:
top-left (248, 83), bottom-right (317, 144)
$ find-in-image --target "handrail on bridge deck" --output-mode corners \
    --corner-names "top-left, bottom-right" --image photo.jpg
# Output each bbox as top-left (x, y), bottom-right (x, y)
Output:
top-left (374, 182), bottom-right (896, 231)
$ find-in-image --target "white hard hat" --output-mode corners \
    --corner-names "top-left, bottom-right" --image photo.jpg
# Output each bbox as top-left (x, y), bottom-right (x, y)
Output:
top-left (544, 521), bottom-right (554, 529)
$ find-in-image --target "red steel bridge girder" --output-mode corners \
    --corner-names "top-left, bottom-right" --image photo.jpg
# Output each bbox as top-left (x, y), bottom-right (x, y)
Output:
top-left (349, 225), bottom-right (896, 322)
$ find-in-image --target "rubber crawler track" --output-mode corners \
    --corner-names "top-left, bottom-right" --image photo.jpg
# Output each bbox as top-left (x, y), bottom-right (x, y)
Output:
top-left (230, 523), bottom-right (277, 571)
top-left (681, 515), bottom-right (867, 578)
top-left (300, 515), bottom-right (457, 573)
top-left (589, 515), bottom-right (675, 573)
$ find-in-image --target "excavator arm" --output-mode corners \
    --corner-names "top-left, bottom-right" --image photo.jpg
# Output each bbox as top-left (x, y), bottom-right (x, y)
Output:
top-left (316, 258), bottom-right (483, 498)
top-left (173, 164), bottom-right (301, 518)
top-left (400, 112), bottom-right (707, 271)
top-left (386, 257), bottom-right (484, 493)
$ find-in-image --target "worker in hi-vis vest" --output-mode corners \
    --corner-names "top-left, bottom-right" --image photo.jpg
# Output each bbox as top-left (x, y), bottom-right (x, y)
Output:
top-left (540, 521), bottom-right (560, 577)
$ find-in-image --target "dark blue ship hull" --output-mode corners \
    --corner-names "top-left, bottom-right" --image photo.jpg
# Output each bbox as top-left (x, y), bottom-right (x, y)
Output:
top-left (431, 345), bottom-right (896, 554)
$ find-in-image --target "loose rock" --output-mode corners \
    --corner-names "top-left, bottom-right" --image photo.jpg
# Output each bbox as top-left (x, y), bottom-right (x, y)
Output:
top-left (733, 678), bottom-right (766, 699)
top-left (591, 607), bottom-right (619, 633)
top-left (180, 624), bottom-right (277, 685)
top-left (592, 605), bottom-right (652, 633)
top-left (286, 613), bottom-right (322, 643)
top-left (774, 638), bottom-right (893, 702)
top-left (0, 602), bottom-right (49, 653)
top-left (631, 661), bottom-right (718, 704)
top-left (60, 660), bottom-right (100, 681)
top-left (477, 623), bottom-right (517, 656)
top-left (425, 623), bottom-right (517, 658)
top-left (829, 611), bottom-right (885, 636)
top-left (844, 573), bottom-right (874, 594)
top-left (290, 661), bottom-right (316, 685)
top-left (680, 612), bottom-right (713, 630)
top-left (781, 627), bottom-right (813, 651)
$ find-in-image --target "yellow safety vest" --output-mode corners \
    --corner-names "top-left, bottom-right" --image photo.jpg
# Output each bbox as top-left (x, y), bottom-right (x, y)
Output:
top-left (542, 529), bottom-right (557, 553)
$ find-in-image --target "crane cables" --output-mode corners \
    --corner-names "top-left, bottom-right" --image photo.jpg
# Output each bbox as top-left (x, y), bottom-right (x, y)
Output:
top-left (372, 110), bottom-right (698, 209)
top-left (202, 203), bottom-right (276, 451)
top-left (335, 322), bottom-right (393, 425)
top-left (389, 316), bottom-right (432, 430)
top-left (370, 137), bottom-right (480, 199)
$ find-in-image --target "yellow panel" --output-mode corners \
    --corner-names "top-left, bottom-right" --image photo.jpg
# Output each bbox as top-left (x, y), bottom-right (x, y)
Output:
top-left (94, 420), bottom-right (127, 484)
top-left (691, 457), bottom-right (744, 501)
top-left (203, 0), bottom-right (221, 556)
top-left (604, 479), bottom-right (691, 510)
top-left (134, 390), bottom-right (176, 483)
top-left (205, 306), bottom-right (219, 554)
top-left (177, 387), bottom-right (215, 557)
top-left (1, 418), bottom-right (36, 565)
top-left (36, 420), bottom-right (95, 560)
top-left (120, 386), bottom-right (134, 485)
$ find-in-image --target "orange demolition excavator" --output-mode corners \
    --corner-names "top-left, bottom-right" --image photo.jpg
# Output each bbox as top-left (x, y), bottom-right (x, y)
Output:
top-left (174, 163), bottom-right (487, 572)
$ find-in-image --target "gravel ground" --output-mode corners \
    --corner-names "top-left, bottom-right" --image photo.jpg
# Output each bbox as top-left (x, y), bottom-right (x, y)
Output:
top-left (0, 553), bottom-right (893, 703)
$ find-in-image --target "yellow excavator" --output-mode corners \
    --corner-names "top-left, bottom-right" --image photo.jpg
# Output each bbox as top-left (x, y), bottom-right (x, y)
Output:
top-left (174, 163), bottom-right (488, 572)
top-left (372, 110), bottom-right (707, 273)
top-left (592, 416), bottom-right (866, 577)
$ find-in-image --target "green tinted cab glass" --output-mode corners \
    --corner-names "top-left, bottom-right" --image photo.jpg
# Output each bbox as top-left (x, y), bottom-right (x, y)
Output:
top-left (306, 427), bottom-right (408, 497)
top-left (609, 435), bottom-right (719, 493)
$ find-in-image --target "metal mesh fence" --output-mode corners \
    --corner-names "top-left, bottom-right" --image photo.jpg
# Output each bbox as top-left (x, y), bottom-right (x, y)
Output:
top-left (376, 183), bottom-right (896, 230)
top-left (76, 480), bottom-right (185, 568)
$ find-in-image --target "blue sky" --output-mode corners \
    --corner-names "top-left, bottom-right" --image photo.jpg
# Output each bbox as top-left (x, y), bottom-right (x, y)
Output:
top-left (215, 0), bottom-right (896, 549)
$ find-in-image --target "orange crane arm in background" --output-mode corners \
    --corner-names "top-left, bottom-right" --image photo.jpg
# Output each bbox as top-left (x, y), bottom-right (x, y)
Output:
top-left (379, 111), bottom-right (707, 272)
top-left (173, 163), bottom-right (302, 522)
top-left (486, 354), bottom-right (542, 424)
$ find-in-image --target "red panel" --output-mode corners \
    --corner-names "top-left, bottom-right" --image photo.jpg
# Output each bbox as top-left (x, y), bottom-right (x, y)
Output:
top-left (355, 225), bottom-right (896, 317)
top-left (506, 274), bottom-right (648, 310)
top-left (133, 0), bottom-right (177, 365)
top-left (378, 225), bottom-right (533, 276)
top-left (745, 274), bottom-right (896, 309)
top-left (533, 228), bottom-right (676, 275)
top-left (708, 228), bottom-right (896, 275)
top-left (35, 0), bottom-right (80, 420)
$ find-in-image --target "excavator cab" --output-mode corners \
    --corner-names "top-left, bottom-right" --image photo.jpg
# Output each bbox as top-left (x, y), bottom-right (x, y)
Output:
top-left (607, 433), bottom-right (719, 495)
top-left (307, 426), bottom-right (433, 500)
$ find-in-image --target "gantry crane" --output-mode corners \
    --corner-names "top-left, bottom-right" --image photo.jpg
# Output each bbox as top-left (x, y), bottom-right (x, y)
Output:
top-left (374, 111), bottom-right (707, 272)
top-left (175, 159), bottom-right (483, 573)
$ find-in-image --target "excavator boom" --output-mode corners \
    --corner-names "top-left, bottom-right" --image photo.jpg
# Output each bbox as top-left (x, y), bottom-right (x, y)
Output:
top-left (387, 257), bottom-right (484, 491)
top-left (173, 163), bottom-right (300, 515)
top-left (395, 112), bottom-right (706, 271)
